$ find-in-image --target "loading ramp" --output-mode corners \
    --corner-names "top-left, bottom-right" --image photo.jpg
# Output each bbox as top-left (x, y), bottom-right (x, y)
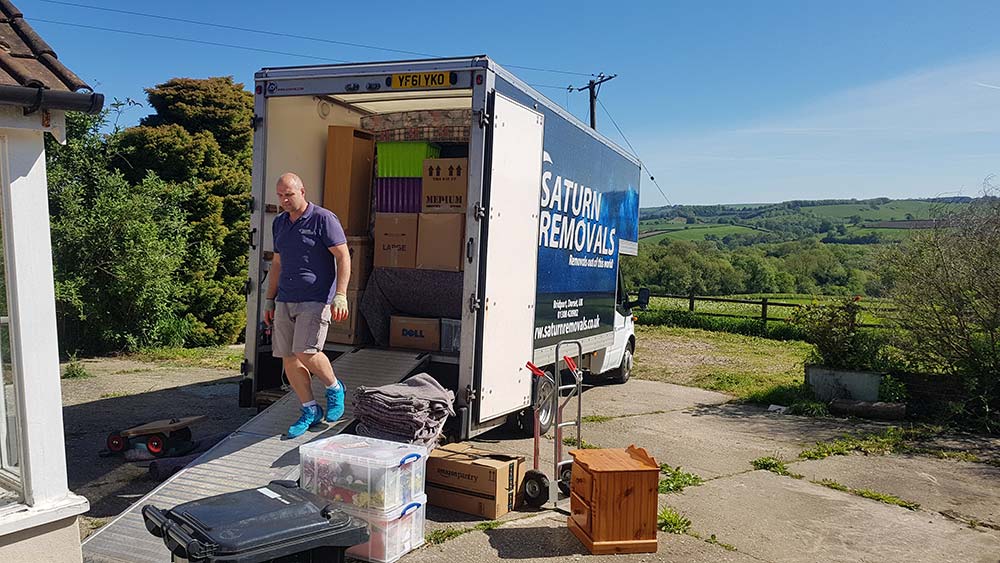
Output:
top-left (82, 348), bottom-right (429, 563)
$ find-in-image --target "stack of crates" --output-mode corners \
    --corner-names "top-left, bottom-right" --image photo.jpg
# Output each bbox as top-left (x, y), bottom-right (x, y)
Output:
top-left (300, 435), bottom-right (429, 563)
top-left (374, 141), bottom-right (439, 213)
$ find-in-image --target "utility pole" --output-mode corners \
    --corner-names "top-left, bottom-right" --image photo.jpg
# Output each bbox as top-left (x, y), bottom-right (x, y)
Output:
top-left (574, 73), bottom-right (617, 130)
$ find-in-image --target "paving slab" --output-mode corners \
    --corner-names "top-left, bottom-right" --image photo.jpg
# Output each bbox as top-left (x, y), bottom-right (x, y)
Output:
top-left (408, 510), bottom-right (758, 563)
top-left (792, 454), bottom-right (1000, 531)
top-left (568, 405), bottom-right (890, 479)
top-left (563, 379), bottom-right (731, 419)
top-left (663, 469), bottom-right (1000, 562)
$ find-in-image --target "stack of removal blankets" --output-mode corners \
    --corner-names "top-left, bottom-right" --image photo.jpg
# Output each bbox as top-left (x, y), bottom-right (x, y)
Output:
top-left (353, 373), bottom-right (456, 447)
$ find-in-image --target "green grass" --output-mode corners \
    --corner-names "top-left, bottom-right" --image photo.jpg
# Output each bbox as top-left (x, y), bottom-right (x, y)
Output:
top-left (562, 436), bottom-right (599, 449)
top-left (802, 200), bottom-right (960, 221)
top-left (646, 294), bottom-right (891, 326)
top-left (641, 225), bottom-right (760, 244)
top-left (130, 346), bottom-right (243, 371)
top-left (657, 507), bottom-right (692, 534)
top-left (425, 521), bottom-right (502, 545)
top-left (581, 415), bottom-right (614, 423)
top-left (816, 479), bottom-right (920, 510)
top-left (705, 534), bottom-right (738, 551)
top-left (844, 226), bottom-right (920, 241)
top-left (798, 427), bottom-right (935, 460)
top-left (61, 360), bottom-right (92, 379)
top-left (634, 326), bottom-right (814, 405)
top-left (751, 456), bottom-right (804, 479)
top-left (99, 391), bottom-right (130, 399)
top-left (658, 465), bottom-right (703, 493)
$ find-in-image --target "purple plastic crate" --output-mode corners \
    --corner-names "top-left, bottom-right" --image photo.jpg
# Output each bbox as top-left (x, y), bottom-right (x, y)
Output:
top-left (375, 178), bottom-right (422, 213)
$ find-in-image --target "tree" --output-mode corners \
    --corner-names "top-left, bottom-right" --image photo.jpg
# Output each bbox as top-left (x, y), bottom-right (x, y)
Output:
top-left (46, 109), bottom-right (190, 354)
top-left (880, 194), bottom-right (1000, 431)
top-left (113, 77), bottom-right (253, 346)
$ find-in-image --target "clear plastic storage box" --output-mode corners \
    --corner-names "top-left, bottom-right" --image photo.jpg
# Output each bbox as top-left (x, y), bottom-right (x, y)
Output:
top-left (299, 435), bottom-right (427, 512)
top-left (341, 494), bottom-right (427, 563)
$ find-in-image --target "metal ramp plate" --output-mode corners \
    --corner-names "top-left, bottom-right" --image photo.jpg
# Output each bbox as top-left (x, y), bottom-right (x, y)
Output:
top-left (82, 348), bottom-right (429, 562)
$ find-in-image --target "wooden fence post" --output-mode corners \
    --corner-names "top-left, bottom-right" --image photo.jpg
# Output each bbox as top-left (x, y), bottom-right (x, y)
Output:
top-left (761, 297), bottom-right (769, 324)
top-left (689, 292), bottom-right (696, 312)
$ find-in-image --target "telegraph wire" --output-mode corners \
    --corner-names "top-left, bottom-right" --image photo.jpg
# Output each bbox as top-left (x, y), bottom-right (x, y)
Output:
top-left (32, 18), bottom-right (349, 63)
top-left (596, 97), bottom-right (671, 206)
top-left (38, 0), bottom-right (595, 77)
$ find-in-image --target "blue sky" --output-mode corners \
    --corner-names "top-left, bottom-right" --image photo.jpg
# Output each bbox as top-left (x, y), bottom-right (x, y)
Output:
top-left (26, 0), bottom-right (1000, 206)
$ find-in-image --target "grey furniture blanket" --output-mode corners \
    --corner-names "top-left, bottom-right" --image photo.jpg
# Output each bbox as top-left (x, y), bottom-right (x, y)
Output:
top-left (353, 372), bottom-right (455, 447)
top-left (359, 268), bottom-right (464, 346)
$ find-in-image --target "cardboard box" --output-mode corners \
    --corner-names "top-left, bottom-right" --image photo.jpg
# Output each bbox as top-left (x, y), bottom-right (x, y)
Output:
top-left (345, 235), bottom-right (373, 291)
top-left (422, 158), bottom-right (468, 213)
top-left (323, 126), bottom-right (375, 235)
top-left (374, 213), bottom-right (418, 268)
top-left (426, 443), bottom-right (525, 519)
top-left (325, 290), bottom-right (367, 344)
top-left (389, 316), bottom-right (440, 351)
top-left (416, 213), bottom-right (464, 272)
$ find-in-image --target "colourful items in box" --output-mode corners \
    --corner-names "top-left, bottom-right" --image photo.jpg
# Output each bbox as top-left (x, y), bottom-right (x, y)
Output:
top-left (299, 434), bottom-right (427, 511)
top-left (376, 142), bottom-right (440, 178)
top-left (299, 435), bottom-right (429, 563)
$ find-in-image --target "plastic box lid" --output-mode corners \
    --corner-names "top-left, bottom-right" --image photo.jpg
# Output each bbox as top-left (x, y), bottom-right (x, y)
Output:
top-left (300, 434), bottom-right (427, 468)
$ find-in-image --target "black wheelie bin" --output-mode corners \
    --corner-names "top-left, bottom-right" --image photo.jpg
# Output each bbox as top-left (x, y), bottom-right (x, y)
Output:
top-left (142, 480), bottom-right (369, 562)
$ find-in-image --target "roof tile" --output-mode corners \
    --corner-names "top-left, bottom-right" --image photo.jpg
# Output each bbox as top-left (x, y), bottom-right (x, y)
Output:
top-left (0, 0), bottom-right (91, 92)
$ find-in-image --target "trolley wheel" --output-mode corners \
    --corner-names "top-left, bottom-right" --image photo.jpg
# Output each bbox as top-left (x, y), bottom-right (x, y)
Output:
top-left (146, 433), bottom-right (168, 457)
top-left (106, 432), bottom-right (127, 453)
top-left (523, 470), bottom-right (549, 508)
top-left (171, 426), bottom-right (192, 443)
top-left (558, 465), bottom-right (573, 496)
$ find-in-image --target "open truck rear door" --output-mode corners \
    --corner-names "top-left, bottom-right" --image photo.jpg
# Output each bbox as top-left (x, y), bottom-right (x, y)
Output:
top-left (474, 92), bottom-right (545, 424)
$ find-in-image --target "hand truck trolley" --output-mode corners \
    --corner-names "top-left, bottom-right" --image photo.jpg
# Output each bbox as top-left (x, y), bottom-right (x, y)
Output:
top-left (522, 339), bottom-right (584, 508)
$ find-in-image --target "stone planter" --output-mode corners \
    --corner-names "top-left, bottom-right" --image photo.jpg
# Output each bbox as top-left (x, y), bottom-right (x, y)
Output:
top-left (804, 364), bottom-right (882, 402)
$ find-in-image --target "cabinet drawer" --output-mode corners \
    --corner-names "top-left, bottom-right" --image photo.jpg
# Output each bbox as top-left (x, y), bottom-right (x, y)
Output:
top-left (570, 492), bottom-right (592, 536)
top-left (571, 464), bottom-right (593, 502)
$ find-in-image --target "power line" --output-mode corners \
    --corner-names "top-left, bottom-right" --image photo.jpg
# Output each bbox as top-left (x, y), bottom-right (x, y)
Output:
top-left (32, 18), bottom-right (348, 63)
top-left (38, 0), bottom-right (435, 59)
top-left (37, 0), bottom-right (595, 77)
top-left (596, 98), bottom-right (671, 206)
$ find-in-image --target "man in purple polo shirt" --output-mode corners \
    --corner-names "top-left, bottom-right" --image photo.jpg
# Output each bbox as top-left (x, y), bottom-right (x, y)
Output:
top-left (263, 172), bottom-right (351, 438)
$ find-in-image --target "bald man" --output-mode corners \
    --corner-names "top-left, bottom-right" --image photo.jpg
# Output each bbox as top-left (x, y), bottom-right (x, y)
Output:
top-left (264, 172), bottom-right (351, 438)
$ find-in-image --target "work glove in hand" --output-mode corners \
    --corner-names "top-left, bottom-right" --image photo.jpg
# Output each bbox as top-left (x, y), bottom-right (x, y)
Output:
top-left (332, 292), bottom-right (349, 322)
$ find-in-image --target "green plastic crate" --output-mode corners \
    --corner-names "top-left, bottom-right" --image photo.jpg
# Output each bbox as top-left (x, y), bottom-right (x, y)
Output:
top-left (376, 142), bottom-right (440, 177)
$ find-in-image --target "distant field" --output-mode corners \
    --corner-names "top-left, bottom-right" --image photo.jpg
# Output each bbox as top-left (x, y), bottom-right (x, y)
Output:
top-left (641, 224), bottom-right (759, 244)
top-left (638, 218), bottom-right (688, 233)
top-left (802, 200), bottom-right (962, 221)
top-left (845, 226), bottom-right (922, 241)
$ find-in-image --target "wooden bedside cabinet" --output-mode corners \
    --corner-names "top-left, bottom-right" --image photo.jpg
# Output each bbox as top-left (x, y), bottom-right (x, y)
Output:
top-left (567, 445), bottom-right (660, 554)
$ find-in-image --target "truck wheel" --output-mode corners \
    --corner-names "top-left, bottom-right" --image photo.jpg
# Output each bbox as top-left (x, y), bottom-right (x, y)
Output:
top-left (610, 343), bottom-right (633, 384)
top-left (507, 373), bottom-right (555, 437)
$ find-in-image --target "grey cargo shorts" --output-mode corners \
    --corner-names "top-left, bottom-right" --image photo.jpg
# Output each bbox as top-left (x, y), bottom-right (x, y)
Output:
top-left (272, 301), bottom-right (330, 357)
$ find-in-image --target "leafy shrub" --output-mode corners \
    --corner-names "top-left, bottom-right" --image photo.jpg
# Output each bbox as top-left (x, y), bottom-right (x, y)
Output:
top-left (879, 194), bottom-right (1000, 431)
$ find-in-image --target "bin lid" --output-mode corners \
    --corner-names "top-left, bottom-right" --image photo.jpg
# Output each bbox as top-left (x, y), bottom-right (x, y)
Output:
top-left (158, 481), bottom-right (368, 559)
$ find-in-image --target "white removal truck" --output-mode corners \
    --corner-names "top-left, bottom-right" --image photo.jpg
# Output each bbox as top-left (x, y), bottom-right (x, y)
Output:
top-left (240, 56), bottom-right (648, 440)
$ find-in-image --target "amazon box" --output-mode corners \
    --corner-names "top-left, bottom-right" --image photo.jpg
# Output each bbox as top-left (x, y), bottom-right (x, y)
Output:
top-left (426, 442), bottom-right (525, 519)
top-left (374, 213), bottom-right (418, 268)
top-left (416, 213), bottom-right (464, 271)
top-left (422, 158), bottom-right (468, 213)
top-left (389, 316), bottom-right (440, 351)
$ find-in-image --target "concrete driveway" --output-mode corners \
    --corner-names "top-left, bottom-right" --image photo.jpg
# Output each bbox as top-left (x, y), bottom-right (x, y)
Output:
top-left (412, 380), bottom-right (1000, 563)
